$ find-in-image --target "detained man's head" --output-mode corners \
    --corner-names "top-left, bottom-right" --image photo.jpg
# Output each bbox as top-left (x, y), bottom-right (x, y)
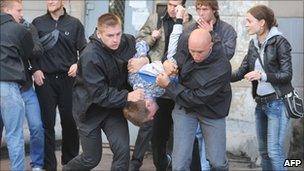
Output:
top-left (0, 0), bottom-right (23, 23)
top-left (46, 0), bottom-right (64, 13)
top-left (123, 100), bottom-right (150, 127)
top-left (188, 29), bottom-right (213, 63)
top-left (96, 13), bottom-right (122, 50)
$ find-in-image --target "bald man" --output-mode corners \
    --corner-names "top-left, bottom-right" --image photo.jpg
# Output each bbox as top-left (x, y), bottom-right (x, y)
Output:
top-left (157, 29), bottom-right (231, 170)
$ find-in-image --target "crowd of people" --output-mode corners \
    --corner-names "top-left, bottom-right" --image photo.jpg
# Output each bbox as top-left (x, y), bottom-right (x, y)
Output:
top-left (0, 0), bottom-right (294, 171)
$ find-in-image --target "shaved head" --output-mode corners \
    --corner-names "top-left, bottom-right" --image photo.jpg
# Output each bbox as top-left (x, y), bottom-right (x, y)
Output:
top-left (189, 29), bottom-right (212, 47)
top-left (188, 29), bottom-right (213, 63)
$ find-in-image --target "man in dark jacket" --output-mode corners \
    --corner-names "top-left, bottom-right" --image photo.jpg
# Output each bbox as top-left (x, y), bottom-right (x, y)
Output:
top-left (0, 0), bottom-right (34, 170)
top-left (0, 17), bottom-right (45, 170)
top-left (62, 13), bottom-right (144, 171)
top-left (178, 0), bottom-right (237, 169)
top-left (157, 29), bottom-right (231, 170)
top-left (31, 0), bottom-right (87, 170)
top-left (162, 0), bottom-right (237, 169)
top-left (178, 0), bottom-right (237, 60)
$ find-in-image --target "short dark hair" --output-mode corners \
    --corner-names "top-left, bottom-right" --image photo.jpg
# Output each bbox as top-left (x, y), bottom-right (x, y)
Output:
top-left (123, 100), bottom-right (149, 126)
top-left (195, 0), bottom-right (219, 18)
top-left (0, 0), bottom-right (22, 12)
top-left (97, 13), bottom-right (121, 31)
top-left (248, 5), bottom-right (278, 30)
top-left (168, 0), bottom-right (186, 6)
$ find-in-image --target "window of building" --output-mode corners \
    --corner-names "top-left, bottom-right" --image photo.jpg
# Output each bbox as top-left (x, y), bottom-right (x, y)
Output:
top-left (109, 0), bottom-right (126, 29)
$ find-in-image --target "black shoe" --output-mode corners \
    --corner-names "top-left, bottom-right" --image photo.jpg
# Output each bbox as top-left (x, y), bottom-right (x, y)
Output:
top-left (129, 159), bottom-right (142, 171)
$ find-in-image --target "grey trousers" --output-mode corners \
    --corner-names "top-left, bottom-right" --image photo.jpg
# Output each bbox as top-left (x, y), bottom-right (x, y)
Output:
top-left (63, 112), bottom-right (130, 171)
top-left (172, 104), bottom-right (228, 171)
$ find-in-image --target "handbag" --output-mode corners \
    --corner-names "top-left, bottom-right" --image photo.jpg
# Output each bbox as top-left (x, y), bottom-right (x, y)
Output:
top-left (256, 55), bottom-right (304, 118)
top-left (283, 90), bottom-right (304, 118)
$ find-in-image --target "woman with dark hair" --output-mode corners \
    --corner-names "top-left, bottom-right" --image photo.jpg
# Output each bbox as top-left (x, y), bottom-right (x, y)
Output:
top-left (231, 5), bottom-right (293, 171)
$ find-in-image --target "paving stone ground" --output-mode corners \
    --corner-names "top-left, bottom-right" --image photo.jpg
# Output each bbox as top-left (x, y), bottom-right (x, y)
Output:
top-left (0, 145), bottom-right (260, 171)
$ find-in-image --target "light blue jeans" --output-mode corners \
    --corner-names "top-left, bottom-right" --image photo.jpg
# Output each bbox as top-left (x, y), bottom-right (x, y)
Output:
top-left (0, 113), bottom-right (3, 144)
top-left (255, 98), bottom-right (289, 171)
top-left (21, 86), bottom-right (44, 168)
top-left (0, 81), bottom-right (25, 171)
top-left (196, 124), bottom-right (210, 170)
top-left (172, 104), bottom-right (228, 171)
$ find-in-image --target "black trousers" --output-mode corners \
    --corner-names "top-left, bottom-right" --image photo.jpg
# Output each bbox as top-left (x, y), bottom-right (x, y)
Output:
top-left (35, 73), bottom-right (79, 170)
top-left (63, 107), bottom-right (130, 171)
top-left (191, 138), bottom-right (202, 171)
top-left (130, 121), bottom-right (153, 170)
top-left (151, 98), bottom-right (175, 171)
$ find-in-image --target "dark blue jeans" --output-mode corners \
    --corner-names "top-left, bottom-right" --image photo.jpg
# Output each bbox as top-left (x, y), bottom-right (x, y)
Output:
top-left (255, 99), bottom-right (290, 171)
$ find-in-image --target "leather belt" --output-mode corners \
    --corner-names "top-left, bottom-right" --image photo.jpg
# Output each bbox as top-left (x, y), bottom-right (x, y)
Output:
top-left (255, 93), bottom-right (279, 104)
